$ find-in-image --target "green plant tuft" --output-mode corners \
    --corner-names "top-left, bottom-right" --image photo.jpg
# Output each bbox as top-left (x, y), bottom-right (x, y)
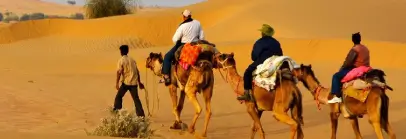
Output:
top-left (84, 0), bottom-right (139, 19)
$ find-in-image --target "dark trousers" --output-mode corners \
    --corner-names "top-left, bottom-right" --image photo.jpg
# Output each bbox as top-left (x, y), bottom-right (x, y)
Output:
top-left (244, 61), bottom-right (262, 90)
top-left (162, 42), bottom-right (185, 75)
top-left (331, 68), bottom-right (352, 97)
top-left (114, 83), bottom-right (145, 117)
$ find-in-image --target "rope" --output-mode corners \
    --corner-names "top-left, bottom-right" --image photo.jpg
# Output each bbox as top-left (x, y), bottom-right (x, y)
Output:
top-left (144, 67), bottom-right (160, 117)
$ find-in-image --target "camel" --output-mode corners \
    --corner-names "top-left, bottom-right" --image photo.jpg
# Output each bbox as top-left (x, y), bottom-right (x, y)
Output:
top-left (293, 64), bottom-right (396, 139)
top-left (215, 53), bottom-right (304, 139)
top-left (145, 43), bottom-right (217, 137)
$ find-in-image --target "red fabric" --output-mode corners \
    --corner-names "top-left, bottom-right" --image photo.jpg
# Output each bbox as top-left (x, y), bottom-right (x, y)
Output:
top-left (179, 43), bottom-right (201, 70)
top-left (341, 66), bottom-right (372, 83)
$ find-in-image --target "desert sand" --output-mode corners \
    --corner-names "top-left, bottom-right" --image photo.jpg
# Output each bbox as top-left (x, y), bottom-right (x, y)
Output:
top-left (0, 0), bottom-right (406, 139)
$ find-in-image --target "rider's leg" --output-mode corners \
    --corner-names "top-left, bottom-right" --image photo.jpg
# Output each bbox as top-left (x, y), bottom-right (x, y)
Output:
top-left (238, 62), bottom-right (259, 101)
top-left (161, 45), bottom-right (179, 83)
top-left (328, 68), bottom-right (351, 103)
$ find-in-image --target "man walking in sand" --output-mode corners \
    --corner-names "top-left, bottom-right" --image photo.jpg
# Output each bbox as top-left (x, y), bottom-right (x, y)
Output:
top-left (113, 45), bottom-right (145, 117)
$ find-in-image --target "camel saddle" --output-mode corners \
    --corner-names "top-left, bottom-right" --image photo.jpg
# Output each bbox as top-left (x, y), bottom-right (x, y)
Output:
top-left (252, 55), bottom-right (300, 91)
top-left (342, 79), bottom-right (372, 102)
top-left (341, 68), bottom-right (390, 103)
top-left (174, 40), bottom-right (217, 70)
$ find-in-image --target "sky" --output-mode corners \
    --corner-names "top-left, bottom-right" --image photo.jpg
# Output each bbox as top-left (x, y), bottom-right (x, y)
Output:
top-left (41, 0), bottom-right (206, 7)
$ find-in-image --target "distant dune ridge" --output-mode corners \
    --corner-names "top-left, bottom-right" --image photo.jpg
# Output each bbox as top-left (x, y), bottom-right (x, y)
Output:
top-left (0, 0), bottom-right (405, 139)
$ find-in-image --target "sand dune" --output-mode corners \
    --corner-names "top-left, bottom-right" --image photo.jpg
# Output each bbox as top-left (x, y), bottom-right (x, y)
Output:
top-left (0, 0), bottom-right (406, 139)
top-left (0, 0), bottom-right (82, 15)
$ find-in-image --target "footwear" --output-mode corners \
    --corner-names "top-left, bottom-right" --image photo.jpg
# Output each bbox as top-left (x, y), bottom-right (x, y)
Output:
top-left (237, 90), bottom-right (252, 101)
top-left (327, 96), bottom-right (342, 103)
top-left (159, 75), bottom-right (171, 86)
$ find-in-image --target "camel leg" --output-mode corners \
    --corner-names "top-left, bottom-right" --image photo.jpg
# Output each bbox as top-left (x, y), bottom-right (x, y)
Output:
top-left (246, 102), bottom-right (265, 139)
top-left (369, 118), bottom-right (384, 139)
top-left (177, 90), bottom-right (186, 120)
top-left (168, 85), bottom-right (182, 129)
top-left (330, 111), bottom-right (340, 139)
top-left (273, 110), bottom-right (299, 139)
top-left (291, 102), bottom-right (304, 139)
top-left (250, 110), bottom-right (263, 139)
top-left (188, 94), bottom-right (202, 134)
top-left (368, 98), bottom-right (385, 139)
top-left (201, 86), bottom-right (213, 137)
top-left (383, 122), bottom-right (396, 139)
top-left (349, 117), bottom-right (363, 139)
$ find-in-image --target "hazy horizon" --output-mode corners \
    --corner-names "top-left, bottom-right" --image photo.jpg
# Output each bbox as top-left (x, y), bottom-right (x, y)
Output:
top-left (41, 0), bottom-right (205, 7)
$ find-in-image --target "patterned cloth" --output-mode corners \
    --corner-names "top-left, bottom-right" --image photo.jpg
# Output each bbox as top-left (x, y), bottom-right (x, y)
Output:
top-left (253, 55), bottom-right (300, 91)
top-left (179, 43), bottom-right (202, 70)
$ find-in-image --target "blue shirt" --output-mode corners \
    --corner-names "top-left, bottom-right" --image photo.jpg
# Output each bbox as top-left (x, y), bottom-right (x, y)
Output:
top-left (251, 36), bottom-right (283, 62)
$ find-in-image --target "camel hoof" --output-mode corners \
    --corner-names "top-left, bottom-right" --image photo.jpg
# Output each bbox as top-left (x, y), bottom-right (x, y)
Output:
top-left (169, 121), bottom-right (183, 130)
top-left (188, 127), bottom-right (195, 134)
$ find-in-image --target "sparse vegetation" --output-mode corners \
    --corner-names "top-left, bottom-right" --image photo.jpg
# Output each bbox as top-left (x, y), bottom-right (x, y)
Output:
top-left (70, 13), bottom-right (85, 20)
top-left (0, 13), bottom-right (3, 21)
top-left (86, 108), bottom-right (154, 138)
top-left (30, 13), bottom-right (46, 20)
top-left (19, 14), bottom-right (30, 21)
top-left (84, 0), bottom-right (139, 19)
top-left (0, 11), bottom-right (86, 23)
top-left (3, 12), bottom-right (19, 23)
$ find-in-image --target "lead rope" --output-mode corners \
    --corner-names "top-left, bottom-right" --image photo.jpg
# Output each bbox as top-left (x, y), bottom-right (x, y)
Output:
top-left (144, 67), bottom-right (160, 117)
top-left (152, 74), bottom-right (160, 116)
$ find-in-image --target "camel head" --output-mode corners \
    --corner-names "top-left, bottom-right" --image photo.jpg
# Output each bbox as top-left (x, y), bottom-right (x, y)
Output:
top-left (293, 64), bottom-right (320, 89)
top-left (146, 52), bottom-right (164, 76)
top-left (215, 52), bottom-right (236, 70)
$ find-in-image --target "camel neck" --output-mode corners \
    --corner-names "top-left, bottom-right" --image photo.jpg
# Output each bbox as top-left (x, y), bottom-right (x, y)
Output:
top-left (224, 67), bottom-right (244, 95)
top-left (304, 77), bottom-right (320, 96)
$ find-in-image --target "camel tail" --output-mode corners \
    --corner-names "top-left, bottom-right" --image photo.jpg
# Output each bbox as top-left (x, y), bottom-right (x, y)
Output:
top-left (380, 93), bottom-right (389, 130)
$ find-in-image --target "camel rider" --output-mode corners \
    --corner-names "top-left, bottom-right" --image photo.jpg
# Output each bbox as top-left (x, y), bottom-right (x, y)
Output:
top-left (160, 9), bottom-right (205, 85)
top-left (237, 24), bottom-right (283, 101)
top-left (328, 32), bottom-right (370, 103)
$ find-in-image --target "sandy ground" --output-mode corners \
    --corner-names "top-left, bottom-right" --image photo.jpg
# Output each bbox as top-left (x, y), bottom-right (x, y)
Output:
top-left (0, 0), bottom-right (406, 139)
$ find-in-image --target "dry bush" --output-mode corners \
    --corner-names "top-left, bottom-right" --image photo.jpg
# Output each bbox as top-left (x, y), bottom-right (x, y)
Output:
top-left (30, 13), bottom-right (46, 20)
top-left (70, 13), bottom-right (85, 20)
top-left (20, 14), bottom-right (30, 21)
top-left (0, 13), bottom-right (3, 21)
top-left (86, 108), bottom-right (154, 138)
top-left (3, 12), bottom-right (19, 23)
top-left (84, 0), bottom-right (140, 19)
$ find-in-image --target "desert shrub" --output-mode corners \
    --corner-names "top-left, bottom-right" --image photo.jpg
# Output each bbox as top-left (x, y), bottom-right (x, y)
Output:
top-left (86, 109), bottom-right (154, 138)
top-left (84, 0), bottom-right (138, 19)
top-left (0, 13), bottom-right (3, 21)
top-left (3, 13), bottom-right (19, 23)
top-left (30, 13), bottom-right (45, 20)
top-left (4, 11), bottom-right (11, 16)
top-left (45, 15), bottom-right (67, 19)
top-left (20, 14), bottom-right (30, 21)
top-left (70, 13), bottom-right (85, 20)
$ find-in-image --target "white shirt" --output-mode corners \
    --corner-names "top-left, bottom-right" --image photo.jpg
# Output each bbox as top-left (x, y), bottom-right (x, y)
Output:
top-left (172, 20), bottom-right (204, 44)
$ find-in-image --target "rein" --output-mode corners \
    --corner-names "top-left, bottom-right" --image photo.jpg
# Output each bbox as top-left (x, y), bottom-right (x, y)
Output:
top-left (217, 57), bottom-right (243, 100)
top-left (312, 85), bottom-right (324, 110)
top-left (144, 66), bottom-right (160, 117)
